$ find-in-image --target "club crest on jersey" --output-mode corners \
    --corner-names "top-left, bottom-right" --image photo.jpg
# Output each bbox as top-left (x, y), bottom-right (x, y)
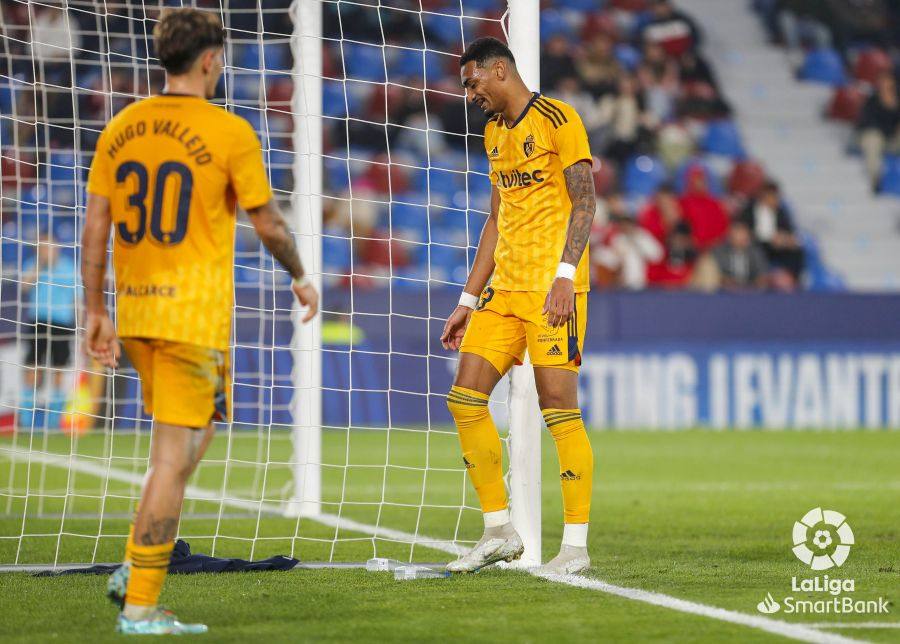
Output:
top-left (489, 146), bottom-right (499, 158)
top-left (523, 134), bottom-right (535, 157)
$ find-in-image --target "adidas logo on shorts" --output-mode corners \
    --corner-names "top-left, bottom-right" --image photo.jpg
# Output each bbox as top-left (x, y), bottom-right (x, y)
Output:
top-left (463, 457), bottom-right (475, 469)
top-left (560, 469), bottom-right (581, 481)
top-left (546, 344), bottom-right (562, 357)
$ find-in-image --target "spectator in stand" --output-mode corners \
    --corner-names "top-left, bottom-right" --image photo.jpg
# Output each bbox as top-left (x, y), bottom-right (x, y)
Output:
top-left (679, 165), bottom-right (729, 251)
top-left (707, 220), bottom-right (769, 291)
top-left (592, 193), bottom-right (664, 289)
top-left (595, 73), bottom-right (655, 164)
top-left (639, 185), bottom-right (697, 286)
top-left (738, 181), bottom-right (805, 289)
top-left (541, 34), bottom-right (577, 92)
top-left (857, 71), bottom-right (900, 191)
top-left (576, 33), bottom-right (623, 99)
top-left (637, 42), bottom-right (679, 123)
top-left (639, 0), bottom-right (702, 57)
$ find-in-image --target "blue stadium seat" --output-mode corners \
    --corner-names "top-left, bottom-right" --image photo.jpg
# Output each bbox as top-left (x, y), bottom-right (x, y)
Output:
top-left (322, 227), bottom-right (353, 273)
top-left (343, 43), bottom-right (386, 83)
top-left (555, 0), bottom-right (604, 10)
top-left (325, 158), bottom-right (351, 193)
top-left (614, 44), bottom-right (642, 72)
top-left (425, 51), bottom-right (452, 88)
top-left (878, 154), bottom-right (900, 196)
top-left (424, 13), bottom-right (461, 46)
top-left (263, 43), bottom-right (290, 71)
top-left (429, 244), bottom-right (467, 282)
top-left (234, 44), bottom-right (261, 70)
top-left (391, 48), bottom-right (424, 79)
top-left (623, 155), bottom-right (667, 197)
top-left (390, 202), bottom-right (429, 239)
top-left (798, 48), bottom-right (847, 86)
top-left (701, 120), bottom-right (746, 159)
top-left (461, 0), bottom-right (502, 12)
top-left (540, 10), bottom-right (573, 40)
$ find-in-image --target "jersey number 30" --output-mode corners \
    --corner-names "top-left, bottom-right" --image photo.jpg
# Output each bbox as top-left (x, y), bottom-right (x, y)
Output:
top-left (115, 160), bottom-right (193, 246)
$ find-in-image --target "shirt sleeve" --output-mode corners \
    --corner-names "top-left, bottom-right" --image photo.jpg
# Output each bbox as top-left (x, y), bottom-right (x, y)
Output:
top-left (86, 130), bottom-right (112, 197)
top-left (229, 118), bottom-right (273, 211)
top-left (551, 105), bottom-right (592, 170)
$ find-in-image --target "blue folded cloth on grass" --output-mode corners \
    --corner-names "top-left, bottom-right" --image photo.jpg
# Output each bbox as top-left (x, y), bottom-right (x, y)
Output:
top-left (33, 540), bottom-right (299, 576)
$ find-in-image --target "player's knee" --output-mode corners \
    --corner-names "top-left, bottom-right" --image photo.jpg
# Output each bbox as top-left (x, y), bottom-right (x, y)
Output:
top-left (446, 386), bottom-right (490, 430)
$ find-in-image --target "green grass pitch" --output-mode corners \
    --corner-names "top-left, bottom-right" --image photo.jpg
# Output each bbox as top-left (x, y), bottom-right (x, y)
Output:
top-left (1, 429), bottom-right (898, 642)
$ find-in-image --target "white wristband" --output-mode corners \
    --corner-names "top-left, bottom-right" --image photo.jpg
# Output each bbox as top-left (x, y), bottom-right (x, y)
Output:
top-left (555, 262), bottom-right (577, 281)
top-left (292, 276), bottom-right (311, 289)
top-left (458, 291), bottom-right (479, 310)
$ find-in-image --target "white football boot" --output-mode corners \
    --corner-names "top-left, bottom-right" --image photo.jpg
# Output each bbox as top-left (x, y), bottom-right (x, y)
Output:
top-left (535, 544), bottom-right (590, 576)
top-left (446, 523), bottom-right (524, 573)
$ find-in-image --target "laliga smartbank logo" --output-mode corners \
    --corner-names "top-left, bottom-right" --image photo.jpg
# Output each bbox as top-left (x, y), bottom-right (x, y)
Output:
top-left (755, 508), bottom-right (890, 616)
top-left (791, 507), bottom-right (853, 570)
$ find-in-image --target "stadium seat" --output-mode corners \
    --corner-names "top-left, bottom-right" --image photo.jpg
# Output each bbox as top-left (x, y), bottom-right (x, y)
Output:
top-left (798, 48), bottom-right (847, 86)
top-left (700, 120), bottom-right (746, 159)
top-left (390, 202), bottom-right (429, 237)
top-left (614, 43), bottom-right (642, 71)
top-left (423, 13), bottom-right (461, 46)
top-left (826, 84), bottom-right (865, 122)
top-left (557, 0), bottom-right (605, 12)
top-left (324, 158), bottom-right (351, 193)
top-left (391, 48), bottom-right (424, 79)
top-left (877, 154), bottom-right (900, 196)
top-left (622, 155), bottom-right (667, 197)
top-left (727, 159), bottom-right (767, 198)
top-left (540, 10), bottom-right (573, 40)
top-left (425, 50), bottom-right (453, 87)
top-left (852, 48), bottom-right (892, 86)
top-left (343, 43), bottom-right (386, 83)
top-left (322, 227), bottom-right (353, 272)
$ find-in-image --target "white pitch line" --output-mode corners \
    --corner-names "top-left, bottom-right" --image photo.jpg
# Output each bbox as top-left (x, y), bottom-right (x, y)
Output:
top-left (536, 574), bottom-right (865, 644)
top-left (1, 447), bottom-right (866, 644)
top-left (808, 623), bottom-right (900, 630)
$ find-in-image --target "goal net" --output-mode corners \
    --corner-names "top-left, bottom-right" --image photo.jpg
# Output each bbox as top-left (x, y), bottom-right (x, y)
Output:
top-left (0, 0), bottom-right (542, 568)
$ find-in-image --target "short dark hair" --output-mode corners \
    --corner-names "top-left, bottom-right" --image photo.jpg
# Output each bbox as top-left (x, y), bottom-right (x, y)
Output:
top-left (460, 37), bottom-right (515, 68)
top-left (762, 180), bottom-right (780, 194)
top-left (154, 8), bottom-right (225, 75)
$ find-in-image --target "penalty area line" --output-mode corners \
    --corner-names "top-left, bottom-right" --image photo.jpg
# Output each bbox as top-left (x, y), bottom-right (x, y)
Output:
top-left (807, 622), bottom-right (900, 630)
top-left (1, 447), bottom-right (866, 643)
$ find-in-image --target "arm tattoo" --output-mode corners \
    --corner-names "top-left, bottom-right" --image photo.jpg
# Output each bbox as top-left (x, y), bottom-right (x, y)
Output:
top-left (264, 217), bottom-right (304, 280)
top-left (560, 161), bottom-right (596, 267)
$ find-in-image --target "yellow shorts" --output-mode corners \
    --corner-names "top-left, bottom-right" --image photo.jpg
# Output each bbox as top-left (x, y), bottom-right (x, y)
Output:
top-left (122, 338), bottom-right (230, 428)
top-left (459, 288), bottom-right (587, 375)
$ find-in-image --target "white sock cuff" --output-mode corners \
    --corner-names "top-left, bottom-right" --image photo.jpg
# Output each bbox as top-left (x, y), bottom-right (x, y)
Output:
top-left (483, 508), bottom-right (510, 528)
top-left (562, 522), bottom-right (588, 548)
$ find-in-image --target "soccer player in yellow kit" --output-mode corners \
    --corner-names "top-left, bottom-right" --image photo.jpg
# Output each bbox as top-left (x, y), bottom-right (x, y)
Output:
top-left (81, 9), bottom-right (318, 634)
top-left (441, 38), bottom-right (597, 575)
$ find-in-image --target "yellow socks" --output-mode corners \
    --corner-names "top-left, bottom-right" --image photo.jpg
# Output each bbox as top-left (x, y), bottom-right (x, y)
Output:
top-left (542, 408), bottom-right (593, 525)
top-left (124, 537), bottom-right (174, 607)
top-left (447, 386), bottom-right (508, 513)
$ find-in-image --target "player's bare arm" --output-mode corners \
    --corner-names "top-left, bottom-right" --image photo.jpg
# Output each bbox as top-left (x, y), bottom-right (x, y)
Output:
top-left (543, 160), bottom-right (595, 328)
top-left (246, 197), bottom-right (319, 323)
top-left (440, 185), bottom-right (500, 350)
top-left (81, 193), bottom-right (120, 368)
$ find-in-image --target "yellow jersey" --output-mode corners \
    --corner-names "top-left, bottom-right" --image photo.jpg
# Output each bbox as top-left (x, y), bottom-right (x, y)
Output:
top-left (86, 94), bottom-right (272, 351)
top-left (485, 93), bottom-right (592, 293)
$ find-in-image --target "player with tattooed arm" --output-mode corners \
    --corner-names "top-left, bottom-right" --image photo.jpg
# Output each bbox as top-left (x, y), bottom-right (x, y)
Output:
top-left (82, 8), bottom-right (318, 634)
top-left (441, 37), bottom-right (597, 574)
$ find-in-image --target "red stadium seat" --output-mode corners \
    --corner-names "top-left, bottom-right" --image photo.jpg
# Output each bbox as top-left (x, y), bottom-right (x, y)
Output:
top-left (610, 0), bottom-right (648, 11)
top-left (853, 48), bottom-right (892, 86)
top-left (580, 13), bottom-right (619, 41)
top-left (826, 84), bottom-right (865, 122)
top-left (591, 157), bottom-right (617, 196)
top-left (727, 159), bottom-right (767, 198)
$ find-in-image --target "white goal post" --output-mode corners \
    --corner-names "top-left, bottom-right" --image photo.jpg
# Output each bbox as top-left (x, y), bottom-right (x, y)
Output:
top-left (286, 0), bottom-right (544, 565)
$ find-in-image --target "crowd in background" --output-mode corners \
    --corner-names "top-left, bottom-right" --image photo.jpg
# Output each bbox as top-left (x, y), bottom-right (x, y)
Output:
top-left (752, 0), bottom-right (900, 195)
top-left (0, 0), bottom-right (825, 295)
